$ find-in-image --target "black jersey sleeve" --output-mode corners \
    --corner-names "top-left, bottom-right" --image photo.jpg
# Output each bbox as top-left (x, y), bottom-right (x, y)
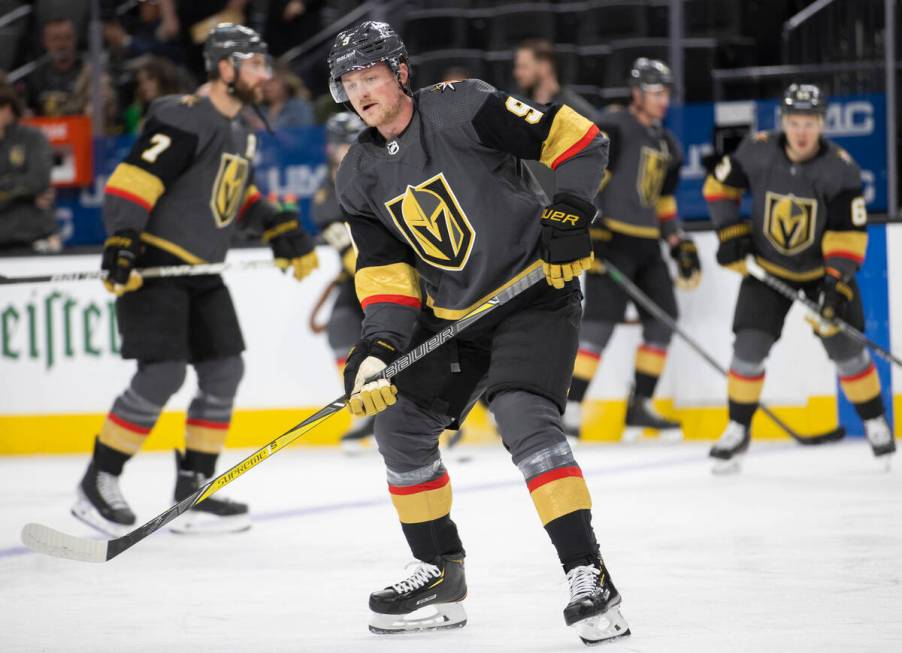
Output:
top-left (702, 137), bottom-right (753, 229)
top-left (822, 148), bottom-right (868, 274)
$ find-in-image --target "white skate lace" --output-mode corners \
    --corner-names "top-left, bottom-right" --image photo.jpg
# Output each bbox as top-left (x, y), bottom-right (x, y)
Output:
top-left (390, 562), bottom-right (441, 595)
top-left (715, 421), bottom-right (746, 449)
top-left (566, 565), bottom-right (600, 601)
top-left (96, 471), bottom-right (129, 510)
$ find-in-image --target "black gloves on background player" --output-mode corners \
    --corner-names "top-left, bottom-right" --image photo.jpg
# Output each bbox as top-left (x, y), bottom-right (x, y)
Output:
top-left (669, 237), bottom-right (702, 289)
top-left (343, 339), bottom-right (399, 417)
top-left (809, 268), bottom-right (854, 337)
top-left (262, 208), bottom-right (319, 281)
top-left (101, 228), bottom-right (144, 296)
top-left (715, 222), bottom-right (754, 275)
top-left (540, 192), bottom-right (597, 289)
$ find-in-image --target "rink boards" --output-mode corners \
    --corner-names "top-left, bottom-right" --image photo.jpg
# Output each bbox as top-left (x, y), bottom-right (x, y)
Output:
top-left (0, 226), bottom-right (899, 453)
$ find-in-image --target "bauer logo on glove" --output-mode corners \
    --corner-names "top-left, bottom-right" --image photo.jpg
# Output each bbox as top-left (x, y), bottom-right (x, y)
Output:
top-left (540, 193), bottom-right (597, 289)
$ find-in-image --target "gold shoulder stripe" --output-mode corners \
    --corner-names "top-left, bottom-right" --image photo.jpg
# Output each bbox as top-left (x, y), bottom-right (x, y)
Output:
top-left (822, 230), bottom-right (867, 263)
top-left (355, 262), bottom-right (421, 309)
top-left (703, 176), bottom-right (743, 201)
top-left (540, 106), bottom-right (597, 170)
top-left (656, 195), bottom-right (677, 219)
top-left (106, 163), bottom-right (165, 210)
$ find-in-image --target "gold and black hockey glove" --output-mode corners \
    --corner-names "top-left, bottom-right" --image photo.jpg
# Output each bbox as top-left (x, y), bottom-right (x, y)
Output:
top-left (808, 268), bottom-right (854, 337)
top-left (540, 193), bottom-right (597, 289)
top-left (715, 223), bottom-right (753, 275)
top-left (101, 229), bottom-right (143, 296)
top-left (670, 237), bottom-right (702, 290)
top-left (263, 211), bottom-right (319, 281)
top-left (343, 339), bottom-right (399, 417)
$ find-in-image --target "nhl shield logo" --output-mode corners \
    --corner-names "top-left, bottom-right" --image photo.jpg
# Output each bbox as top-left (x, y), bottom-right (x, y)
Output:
top-left (636, 145), bottom-right (669, 207)
top-left (210, 153), bottom-right (250, 228)
top-left (385, 172), bottom-right (475, 270)
top-left (763, 191), bottom-right (817, 255)
top-left (386, 140), bottom-right (400, 155)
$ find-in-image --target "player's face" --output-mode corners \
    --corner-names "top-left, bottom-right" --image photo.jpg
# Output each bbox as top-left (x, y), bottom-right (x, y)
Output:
top-left (637, 87), bottom-right (670, 121)
top-left (782, 113), bottom-right (823, 159)
top-left (513, 50), bottom-right (540, 94)
top-left (235, 54), bottom-right (272, 104)
top-left (342, 63), bottom-right (406, 128)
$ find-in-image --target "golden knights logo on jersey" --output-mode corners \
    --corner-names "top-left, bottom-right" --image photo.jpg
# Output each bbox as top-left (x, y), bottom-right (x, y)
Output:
top-left (763, 191), bottom-right (818, 255)
top-left (636, 146), bottom-right (669, 207)
top-left (210, 153), bottom-right (250, 228)
top-left (385, 172), bottom-right (475, 270)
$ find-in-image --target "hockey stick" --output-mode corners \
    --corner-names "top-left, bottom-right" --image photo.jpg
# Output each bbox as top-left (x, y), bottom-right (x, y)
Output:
top-left (745, 257), bottom-right (902, 368)
top-left (0, 259), bottom-right (278, 286)
top-left (601, 259), bottom-right (845, 446)
top-left (21, 265), bottom-right (546, 562)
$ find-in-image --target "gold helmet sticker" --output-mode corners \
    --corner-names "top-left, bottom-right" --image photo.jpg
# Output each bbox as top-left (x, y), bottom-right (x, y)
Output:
top-left (763, 191), bottom-right (818, 255)
top-left (385, 172), bottom-right (475, 270)
top-left (636, 145), bottom-right (670, 207)
top-left (210, 153), bottom-right (250, 228)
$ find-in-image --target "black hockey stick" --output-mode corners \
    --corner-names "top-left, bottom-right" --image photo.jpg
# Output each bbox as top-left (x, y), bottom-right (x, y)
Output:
top-left (746, 257), bottom-right (902, 368)
top-left (20, 264), bottom-right (546, 562)
top-left (601, 259), bottom-right (845, 446)
top-left (0, 260), bottom-right (277, 286)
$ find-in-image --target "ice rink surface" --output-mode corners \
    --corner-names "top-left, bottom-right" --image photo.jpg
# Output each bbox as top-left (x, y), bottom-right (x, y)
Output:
top-left (1, 439), bottom-right (900, 653)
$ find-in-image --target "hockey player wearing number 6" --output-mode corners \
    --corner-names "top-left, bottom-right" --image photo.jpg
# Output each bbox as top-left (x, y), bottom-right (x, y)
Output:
top-left (71, 24), bottom-right (318, 536)
top-left (329, 21), bottom-right (630, 645)
top-left (704, 83), bottom-right (895, 472)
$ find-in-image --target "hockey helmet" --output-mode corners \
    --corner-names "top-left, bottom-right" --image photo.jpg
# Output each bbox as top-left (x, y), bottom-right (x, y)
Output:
top-left (628, 58), bottom-right (674, 91)
top-left (326, 112), bottom-right (366, 145)
top-left (327, 21), bottom-right (409, 103)
top-left (781, 83), bottom-right (826, 116)
top-left (204, 23), bottom-right (270, 76)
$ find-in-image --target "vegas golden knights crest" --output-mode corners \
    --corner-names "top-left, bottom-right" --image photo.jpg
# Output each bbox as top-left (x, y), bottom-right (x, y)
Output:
top-left (385, 172), bottom-right (475, 270)
top-left (210, 153), bottom-right (250, 228)
top-left (763, 191), bottom-right (817, 255)
top-left (636, 146), bottom-right (669, 207)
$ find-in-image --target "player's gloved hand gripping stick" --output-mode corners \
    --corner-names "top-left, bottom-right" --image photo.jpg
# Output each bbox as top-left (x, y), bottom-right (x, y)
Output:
top-left (20, 266), bottom-right (546, 563)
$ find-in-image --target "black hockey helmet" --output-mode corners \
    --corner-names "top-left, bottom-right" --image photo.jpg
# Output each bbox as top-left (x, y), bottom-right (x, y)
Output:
top-left (781, 83), bottom-right (826, 116)
top-left (326, 111), bottom-right (366, 145)
top-left (327, 21), bottom-right (409, 103)
top-left (628, 58), bottom-right (674, 90)
top-left (204, 23), bottom-right (270, 77)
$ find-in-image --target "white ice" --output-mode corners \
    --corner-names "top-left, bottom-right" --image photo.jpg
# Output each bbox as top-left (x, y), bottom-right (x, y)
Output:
top-left (1, 440), bottom-right (900, 653)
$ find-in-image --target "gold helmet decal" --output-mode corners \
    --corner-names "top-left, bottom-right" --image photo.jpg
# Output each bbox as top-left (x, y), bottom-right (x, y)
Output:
top-left (636, 146), bottom-right (670, 207)
top-left (385, 172), bottom-right (475, 270)
top-left (210, 153), bottom-right (250, 228)
top-left (763, 191), bottom-right (818, 255)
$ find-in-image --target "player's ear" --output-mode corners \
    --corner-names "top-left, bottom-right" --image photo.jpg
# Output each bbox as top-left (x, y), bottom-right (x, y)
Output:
top-left (398, 62), bottom-right (409, 87)
top-left (217, 58), bottom-right (235, 83)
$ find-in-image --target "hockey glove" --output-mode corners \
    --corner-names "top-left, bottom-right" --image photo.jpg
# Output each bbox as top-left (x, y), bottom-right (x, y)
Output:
top-left (807, 268), bottom-right (854, 337)
top-left (540, 193), bottom-right (597, 289)
top-left (263, 211), bottom-right (319, 281)
top-left (670, 237), bottom-right (702, 290)
top-left (343, 339), bottom-right (399, 417)
top-left (715, 223), bottom-right (753, 275)
top-left (101, 229), bottom-right (143, 296)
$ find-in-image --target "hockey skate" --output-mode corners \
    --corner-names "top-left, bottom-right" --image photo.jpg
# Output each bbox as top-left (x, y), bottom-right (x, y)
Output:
top-left (864, 416), bottom-right (896, 470)
top-left (369, 555), bottom-right (467, 634)
top-left (169, 451), bottom-right (251, 535)
top-left (623, 390), bottom-right (682, 443)
top-left (564, 558), bottom-right (631, 646)
top-left (340, 415), bottom-right (375, 455)
top-left (709, 421), bottom-right (751, 474)
top-left (71, 462), bottom-right (136, 537)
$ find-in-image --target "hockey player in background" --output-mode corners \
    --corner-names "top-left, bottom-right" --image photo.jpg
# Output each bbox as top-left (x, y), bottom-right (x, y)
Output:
top-left (310, 111), bottom-right (374, 452)
top-left (563, 59), bottom-right (701, 443)
top-left (329, 21), bottom-right (630, 645)
top-left (704, 83), bottom-right (895, 472)
top-left (72, 24), bottom-right (318, 536)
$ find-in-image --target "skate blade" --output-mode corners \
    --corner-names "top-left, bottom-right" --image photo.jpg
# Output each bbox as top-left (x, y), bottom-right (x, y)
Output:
top-left (658, 428), bottom-right (684, 443)
top-left (369, 602), bottom-right (467, 634)
top-left (70, 496), bottom-right (132, 538)
top-left (711, 456), bottom-right (743, 475)
top-left (169, 510), bottom-right (251, 535)
top-left (574, 605), bottom-right (631, 646)
top-left (621, 427), bottom-right (643, 443)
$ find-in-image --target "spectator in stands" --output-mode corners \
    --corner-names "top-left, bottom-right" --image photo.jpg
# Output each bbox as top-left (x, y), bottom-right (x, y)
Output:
top-left (26, 18), bottom-right (84, 116)
top-left (263, 63), bottom-right (315, 129)
top-left (67, 65), bottom-right (123, 136)
top-left (103, 0), bottom-right (183, 64)
top-left (264, 0), bottom-right (323, 58)
top-left (123, 56), bottom-right (186, 133)
top-left (0, 87), bottom-right (60, 253)
top-left (513, 38), bottom-right (599, 123)
top-left (34, 0), bottom-right (90, 46)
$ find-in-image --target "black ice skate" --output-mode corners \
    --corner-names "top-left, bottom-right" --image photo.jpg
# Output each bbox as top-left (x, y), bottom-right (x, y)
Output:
top-left (864, 416), bottom-right (896, 469)
top-left (564, 558), bottom-right (631, 646)
top-left (623, 390), bottom-right (682, 443)
top-left (71, 462), bottom-right (136, 537)
top-left (369, 554), bottom-right (467, 634)
top-left (709, 421), bottom-right (751, 474)
top-left (340, 415), bottom-right (375, 455)
top-left (170, 451), bottom-right (251, 535)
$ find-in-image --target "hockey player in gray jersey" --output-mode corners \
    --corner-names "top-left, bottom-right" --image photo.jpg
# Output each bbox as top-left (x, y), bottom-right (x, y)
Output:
top-left (72, 24), bottom-right (318, 536)
top-left (704, 83), bottom-right (895, 471)
top-left (563, 58), bottom-right (701, 443)
top-left (329, 21), bottom-right (630, 645)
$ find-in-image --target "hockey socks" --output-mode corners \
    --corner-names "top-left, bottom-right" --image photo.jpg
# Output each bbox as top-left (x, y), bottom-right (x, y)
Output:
top-left (568, 348), bottom-right (602, 403)
top-left (633, 343), bottom-right (667, 398)
top-left (838, 361), bottom-right (884, 421)
top-left (727, 368), bottom-right (765, 426)
top-left (98, 387), bottom-right (163, 460)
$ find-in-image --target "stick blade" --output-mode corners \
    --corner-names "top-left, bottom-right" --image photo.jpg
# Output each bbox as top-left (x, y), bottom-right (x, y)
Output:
top-left (795, 427), bottom-right (847, 446)
top-left (21, 523), bottom-right (108, 563)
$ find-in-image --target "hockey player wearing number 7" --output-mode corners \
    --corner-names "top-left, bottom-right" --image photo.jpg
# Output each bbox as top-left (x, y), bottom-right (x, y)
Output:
top-left (329, 22), bottom-right (630, 645)
top-left (704, 83), bottom-right (895, 472)
top-left (72, 24), bottom-right (319, 536)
